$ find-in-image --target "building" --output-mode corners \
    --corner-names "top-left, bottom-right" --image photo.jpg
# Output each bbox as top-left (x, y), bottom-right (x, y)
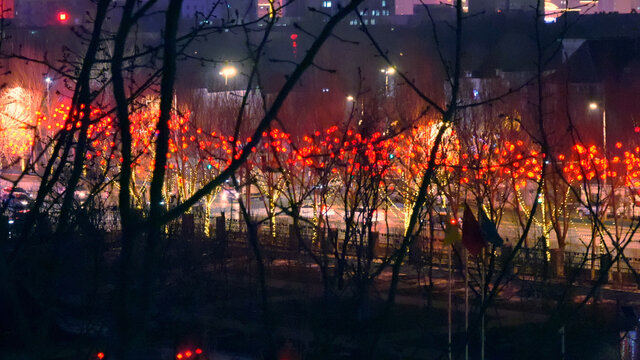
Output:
top-left (280, 0), bottom-right (395, 24)
top-left (181, 0), bottom-right (257, 23)
top-left (14, 0), bottom-right (86, 27)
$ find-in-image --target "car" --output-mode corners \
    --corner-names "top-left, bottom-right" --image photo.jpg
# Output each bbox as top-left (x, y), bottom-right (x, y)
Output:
top-left (2, 191), bottom-right (31, 212)
top-left (2, 186), bottom-right (30, 197)
top-left (576, 203), bottom-right (611, 217)
top-left (352, 207), bottom-right (385, 222)
top-left (300, 204), bottom-right (314, 217)
top-left (300, 204), bottom-right (335, 218)
top-left (74, 185), bottom-right (89, 202)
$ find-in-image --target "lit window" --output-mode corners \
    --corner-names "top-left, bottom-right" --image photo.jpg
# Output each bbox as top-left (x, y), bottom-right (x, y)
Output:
top-left (322, 1), bottom-right (332, 7)
top-left (371, 19), bottom-right (376, 24)
top-left (382, 0), bottom-right (386, 6)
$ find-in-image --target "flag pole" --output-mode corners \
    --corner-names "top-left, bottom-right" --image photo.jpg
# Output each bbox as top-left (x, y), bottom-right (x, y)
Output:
top-left (448, 243), bottom-right (452, 360)
top-left (465, 248), bottom-right (469, 360)
top-left (481, 247), bottom-right (485, 360)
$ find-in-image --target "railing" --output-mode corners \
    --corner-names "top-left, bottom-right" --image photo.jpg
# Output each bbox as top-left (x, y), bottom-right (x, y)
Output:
top-left (96, 209), bottom-right (640, 286)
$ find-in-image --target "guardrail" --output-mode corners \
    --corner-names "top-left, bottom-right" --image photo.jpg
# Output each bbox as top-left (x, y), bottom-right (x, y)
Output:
top-left (97, 209), bottom-right (640, 286)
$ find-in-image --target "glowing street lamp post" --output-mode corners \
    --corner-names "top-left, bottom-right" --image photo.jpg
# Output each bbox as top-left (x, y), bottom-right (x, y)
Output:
top-left (219, 65), bottom-right (237, 86)
top-left (380, 66), bottom-right (395, 94)
top-left (589, 101), bottom-right (620, 284)
top-left (218, 65), bottom-right (245, 213)
top-left (589, 101), bottom-right (622, 284)
top-left (45, 76), bottom-right (52, 110)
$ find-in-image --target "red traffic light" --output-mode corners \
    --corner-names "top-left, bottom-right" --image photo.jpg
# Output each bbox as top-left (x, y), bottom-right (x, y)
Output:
top-left (57, 11), bottom-right (69, 23)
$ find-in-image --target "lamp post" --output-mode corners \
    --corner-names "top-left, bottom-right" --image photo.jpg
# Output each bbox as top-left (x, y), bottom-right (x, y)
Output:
top-left (45, 76), bottom-right (52, 110)
top-left (380, 66), bottom-right (395, 95)
top-left (219, 65), bottom-right (237, 86)
top-left (589, 101), bottom-right (608, 217)
top-left (588, 101), bottom-right (606, 153)
top-left (589, 100), bottom-right (620, 284)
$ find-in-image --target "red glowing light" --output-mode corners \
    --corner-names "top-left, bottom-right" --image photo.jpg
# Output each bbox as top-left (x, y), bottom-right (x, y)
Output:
top-left (176, 354), bottom-right (183, 359)
top-left (185, 350), bottom-right (192, 357)
top-left (195, 348), bottom-right (203, 354)
top-left (290, 33), bottom-right (298, 40)
top-left (97, 353), bottom-right (105, 359)
top-left (57, 11), bottom-right (69, 22)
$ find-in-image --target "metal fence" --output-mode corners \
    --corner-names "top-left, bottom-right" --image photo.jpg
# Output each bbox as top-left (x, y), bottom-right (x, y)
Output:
top-left (97, 209), bottom-right (640, 285)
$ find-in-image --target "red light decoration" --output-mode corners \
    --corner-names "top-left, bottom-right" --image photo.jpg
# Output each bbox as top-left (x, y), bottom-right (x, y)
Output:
top-left (195, 349), bottom-right (203, 354)
top-left (290, 33), bottom-right (298, 40)
top-left (57, 11), bottom-right (69, 23)
top-left (176, 353), bottom-right (183, 359)
top-left (97, 353), bottom-right (105, 360)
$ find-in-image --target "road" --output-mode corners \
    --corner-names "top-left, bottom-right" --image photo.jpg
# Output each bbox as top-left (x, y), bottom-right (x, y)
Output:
top-left (5, 172), bottom-right (640, 258)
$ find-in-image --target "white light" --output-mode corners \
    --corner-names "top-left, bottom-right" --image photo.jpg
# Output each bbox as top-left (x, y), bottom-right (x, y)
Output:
top-left (219, 66), bottom-right (237, 78)
top-left (219, 65), bottom-right (237, 85)
top-left (45, 77), bottom-right (52, 84)
top-left (346, 95), bottom-right (354, 102)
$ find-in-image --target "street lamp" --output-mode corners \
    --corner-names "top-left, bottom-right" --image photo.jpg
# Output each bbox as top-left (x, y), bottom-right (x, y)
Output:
top-left (380, 66), bottom-right (396, 94)
top-left (588, 101), bottom-right (606, 153)
top-left (219, 65), bottom-right (237, 85)
top-left (588, 100), bottom-right (611, 280)
top-left (346, 95), bottom-right (354, 102)
top-left (45, 76), bottom-right (52, 109)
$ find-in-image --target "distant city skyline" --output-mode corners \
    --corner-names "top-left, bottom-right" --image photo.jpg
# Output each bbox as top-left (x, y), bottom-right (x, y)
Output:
top-left (396, 0), bottom-right (640, 14)
top-left (5, 0), bottom-right (640, 28)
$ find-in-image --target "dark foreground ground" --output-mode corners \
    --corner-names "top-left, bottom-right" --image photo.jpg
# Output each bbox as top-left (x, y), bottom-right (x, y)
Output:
top-left (2, 238), bottom-right (639, 360)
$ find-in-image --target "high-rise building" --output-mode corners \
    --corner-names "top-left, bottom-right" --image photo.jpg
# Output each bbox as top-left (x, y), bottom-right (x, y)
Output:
top-left (181, 0), bottom-right (257, 23)
top-left (344, 0), bottom-right (396, 26)
top-left (283, 0), bottom-right (307, 17)
top-left (256, 0), bottom-right (283, 18)
top-left (14, 0), bottom-right (85, 26)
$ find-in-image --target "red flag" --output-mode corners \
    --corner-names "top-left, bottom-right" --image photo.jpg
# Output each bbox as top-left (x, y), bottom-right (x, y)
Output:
top-left (462, 205), bottom-right (486, 256)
